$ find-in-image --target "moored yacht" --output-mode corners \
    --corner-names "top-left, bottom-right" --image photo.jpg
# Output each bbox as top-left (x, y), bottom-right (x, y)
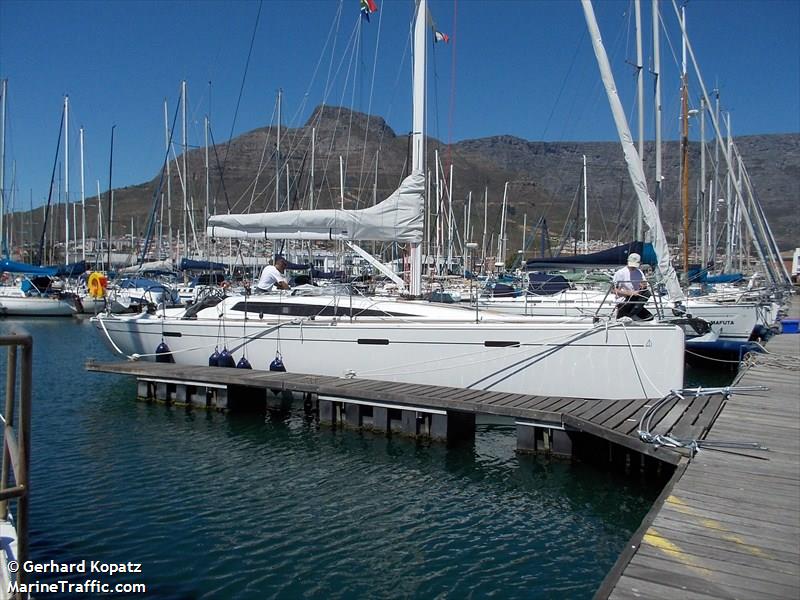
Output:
top-left (478, 277), bottom-right (770, 346)
top-left (0, 277), bottom-right (78, 317)
top-left (94, 288), bottom-right (685, 400)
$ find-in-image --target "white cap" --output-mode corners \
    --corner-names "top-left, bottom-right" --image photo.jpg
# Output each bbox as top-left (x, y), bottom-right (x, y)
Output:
top-left (627, 253), bottom-right (641, 267)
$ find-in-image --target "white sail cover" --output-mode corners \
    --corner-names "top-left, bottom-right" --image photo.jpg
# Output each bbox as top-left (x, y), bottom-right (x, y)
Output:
top-left (582, 0), bottom-right (685, 303)
top-left (117, 259), bottom-right (174, 275)
top-left (207, 171), bottom-right (424, 242)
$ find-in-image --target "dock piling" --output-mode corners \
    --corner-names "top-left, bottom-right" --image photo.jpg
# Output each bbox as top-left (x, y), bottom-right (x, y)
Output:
top-left (516, 419), bottom-right (572, 457)
top-left (371, 406), bottom-right (389, 431)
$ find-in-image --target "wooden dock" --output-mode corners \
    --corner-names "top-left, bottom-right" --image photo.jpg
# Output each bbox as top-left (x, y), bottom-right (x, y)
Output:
top-left (85, 359), bottom-right (726, 470)
top-left (600, 309), bottom-right (800, 599)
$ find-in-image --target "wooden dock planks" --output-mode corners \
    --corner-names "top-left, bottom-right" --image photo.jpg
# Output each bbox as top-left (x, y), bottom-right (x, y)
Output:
top-left (603, 316), bottom-right (800, 600)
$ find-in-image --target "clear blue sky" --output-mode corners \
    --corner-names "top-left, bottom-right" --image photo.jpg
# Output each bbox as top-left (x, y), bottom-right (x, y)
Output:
top-left (1, 0), bottom-right (798, 210)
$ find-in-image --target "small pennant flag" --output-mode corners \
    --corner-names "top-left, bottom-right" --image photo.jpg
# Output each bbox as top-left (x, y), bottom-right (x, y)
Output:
top-left (360, 0), bottom-right (378, 22)
top-left (434, 30), bottom-right (450, 43)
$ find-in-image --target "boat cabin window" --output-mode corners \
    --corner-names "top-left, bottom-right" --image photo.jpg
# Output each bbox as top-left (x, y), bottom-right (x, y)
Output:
top-left (229, 302), bottom-right (414, 319)
top-left (182, 294), bottom-right (224, 319)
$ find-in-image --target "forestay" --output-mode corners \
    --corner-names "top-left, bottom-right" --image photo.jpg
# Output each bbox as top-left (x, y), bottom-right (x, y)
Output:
top-left (207, 171), bottom-right (424, 242)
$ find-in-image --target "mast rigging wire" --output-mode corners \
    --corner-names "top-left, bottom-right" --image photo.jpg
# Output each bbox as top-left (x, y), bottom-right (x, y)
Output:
top-left (217, 0), bottom-right (264, 202)
top-left (38, 106), bottom-right (64, 266)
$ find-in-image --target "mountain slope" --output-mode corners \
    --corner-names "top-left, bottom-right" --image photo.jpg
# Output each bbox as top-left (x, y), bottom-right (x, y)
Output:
top-left (17, 107), bottom-right (798, 260)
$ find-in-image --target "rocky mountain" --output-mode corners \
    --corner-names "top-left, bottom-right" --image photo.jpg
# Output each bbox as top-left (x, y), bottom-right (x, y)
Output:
top-left (17, 107), bottom-right (799, 261)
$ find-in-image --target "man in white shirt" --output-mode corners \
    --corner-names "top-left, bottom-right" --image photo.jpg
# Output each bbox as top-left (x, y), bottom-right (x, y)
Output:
top-left (256, 257), bottom-right (290, 292)
top-left (612, 252), bottom-right (652, 320)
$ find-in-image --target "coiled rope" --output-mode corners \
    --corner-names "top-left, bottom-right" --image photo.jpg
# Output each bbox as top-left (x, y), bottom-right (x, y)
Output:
top-left (740, 349), bottom-right (800, 372)
top-left (637, 386), bottom-right (769, 457)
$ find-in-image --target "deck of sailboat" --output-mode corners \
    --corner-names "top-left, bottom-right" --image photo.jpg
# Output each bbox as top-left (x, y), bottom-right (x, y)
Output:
top-left (601, 298), bottom-right (800, 599)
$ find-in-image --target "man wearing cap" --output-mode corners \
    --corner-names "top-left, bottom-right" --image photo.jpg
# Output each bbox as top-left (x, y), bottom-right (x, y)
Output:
top-left (612, 252), bottom-right (652, 320)
top-left (256, 256), bottom-right (290, 292)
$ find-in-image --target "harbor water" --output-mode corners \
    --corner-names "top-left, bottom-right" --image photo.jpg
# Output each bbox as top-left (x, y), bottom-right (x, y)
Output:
top-left (2, 318), bottom-right (733, 599)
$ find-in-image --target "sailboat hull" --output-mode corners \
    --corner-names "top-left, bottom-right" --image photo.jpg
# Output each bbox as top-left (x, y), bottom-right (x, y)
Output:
top-left (93, 299), bottom-right (684, 400)
top-left (0, 295), bottom-right (77, 316)
top-left (480, 291), bottom-right (767, 341)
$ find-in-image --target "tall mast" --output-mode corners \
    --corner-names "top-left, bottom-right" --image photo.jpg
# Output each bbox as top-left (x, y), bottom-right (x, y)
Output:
top-left (408, 0), bottom-right (426, 296)
top-left (159, 192), bottom-right (164, 260)
top-left (107, 126), bottom-right (115, 271)
top-left (181, 80), bottom-right (188, 261)
top-left (582, 155), bottom-right (589, 253)
top-left (310, 127), bottom-right (315, 210)
top-left (164, 99), bottom-right (173, 263)
top-left (276, 88), bottom-right (282, 212)
top-left (96, 181), bottom-right (103, 269)
top-left (498, 181), bottom-right (508, 270)
top-left (481, 185), bottom-right (487, 272)
top-left (463, 203), bottom-right (467, 269)
top-left (699, 96), bottom-right (706, 267)
top-left (711, 87), bottom-right (720, 265)
top-left (425, 169), bottom-right (431, 267)
top-left (339, 156), bottom-right (345, 209)
top-left (7, 161), bottom-right (13, 253)
top-left (652, 0), bottom-right (662, 212)
top-left (205, 115), bottom-right (210, 259)
top-left (373, 148), bottom-right (379, 258)
top-left (374, 150), bottom-right (379, 207)
top-left (447, 163), bottom-right (454, 271)
top-left (80, 126), bottom-right (85, 260)
top-left (64, 95), bottom-right (70, 263)
top-left (724, 112), bottom-right (733, 271)
top-left (735, 150), bottom-right (744, 272)
top-left (434, 149), bottom-right (441, 269)
top-left (0, 79), bottom-right (6, 256)
top-left (680, 6), bottom-right (690, 283)
top-left (465, 191), bottom-right (472, 244)
top-left (634, 0), bottom-right (644, 240)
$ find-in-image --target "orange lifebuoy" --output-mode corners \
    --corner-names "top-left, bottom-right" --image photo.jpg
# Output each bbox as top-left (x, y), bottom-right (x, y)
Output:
top-left (87, 272), bottom-right (108, 299)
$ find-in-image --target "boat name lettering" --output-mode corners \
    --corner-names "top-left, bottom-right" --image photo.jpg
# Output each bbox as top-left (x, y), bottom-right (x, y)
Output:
top-left (706, 320), bottom-right (735, 325)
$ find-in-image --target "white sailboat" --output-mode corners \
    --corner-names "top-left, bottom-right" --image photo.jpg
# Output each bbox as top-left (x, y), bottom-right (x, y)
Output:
top-left (0, 275), bottom-right (78, 316)
top-left (93, 0), bottom-right (685, 400)
top-left (478, 276), bottom-right (768, 345)
top-left (0, 294), bottom-right (77, 317)
top-left (0, 86), bottom-right (78, 317)
top-left (95, 289), bottom-right (684, 400)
